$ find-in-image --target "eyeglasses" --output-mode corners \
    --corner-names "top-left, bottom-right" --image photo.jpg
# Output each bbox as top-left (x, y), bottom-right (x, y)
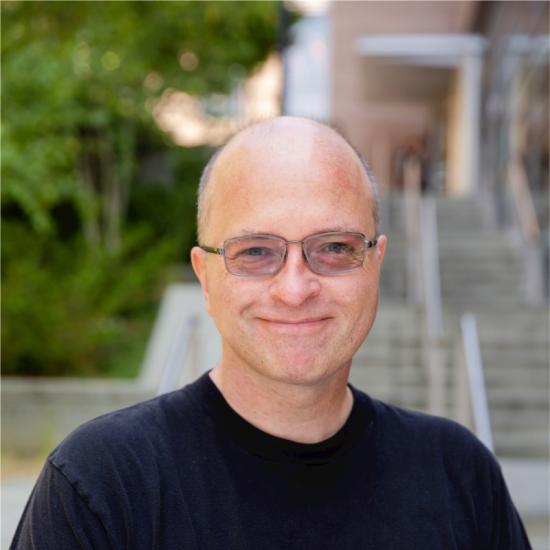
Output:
top-left (199, 231), bottom-right (378, 277)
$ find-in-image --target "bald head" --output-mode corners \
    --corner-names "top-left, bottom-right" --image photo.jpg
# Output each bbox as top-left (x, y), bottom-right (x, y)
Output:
top-left (197, 117), bottom-right (379, 242)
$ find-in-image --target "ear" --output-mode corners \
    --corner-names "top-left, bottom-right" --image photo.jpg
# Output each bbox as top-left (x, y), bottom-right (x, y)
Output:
top-left (191, 246), bottom-right (211, 313)
top-left (375, 234), bottom-right (387, 264)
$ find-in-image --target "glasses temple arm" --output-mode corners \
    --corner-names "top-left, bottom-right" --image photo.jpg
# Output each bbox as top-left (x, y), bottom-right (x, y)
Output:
top-left (200, 245), bottom-right (224, 255)
top-left (364, 239), bottom-right (378, 248)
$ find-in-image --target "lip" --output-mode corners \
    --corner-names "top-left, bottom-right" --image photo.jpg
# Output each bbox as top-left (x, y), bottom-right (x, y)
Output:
top-left (257, 317), bottom-right (332, 330)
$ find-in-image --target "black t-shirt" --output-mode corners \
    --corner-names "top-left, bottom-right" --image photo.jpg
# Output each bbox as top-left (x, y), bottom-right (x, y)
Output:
top-left (12, 372), bottom-right (531, 549)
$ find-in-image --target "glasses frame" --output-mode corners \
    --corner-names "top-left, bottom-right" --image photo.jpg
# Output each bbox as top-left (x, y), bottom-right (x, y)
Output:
top-left (199, 231), bottom-right (378, 277)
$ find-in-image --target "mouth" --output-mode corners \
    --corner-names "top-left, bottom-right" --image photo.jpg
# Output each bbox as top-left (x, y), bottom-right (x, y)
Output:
top-left (257, 317), bottom-right (332, 331)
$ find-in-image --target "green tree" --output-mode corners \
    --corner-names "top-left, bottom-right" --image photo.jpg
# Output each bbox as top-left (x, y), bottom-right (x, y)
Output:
top-left (2, 1), bottom-right (279, 376)
top-left (2, 0), bottom-right (277, 250)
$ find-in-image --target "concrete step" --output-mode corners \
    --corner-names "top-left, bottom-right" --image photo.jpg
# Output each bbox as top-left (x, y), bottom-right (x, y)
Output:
top-left (356, 303), bottom-right (548, 464)
top-left (405, 196), bottom-right (526, 305)
top-left (501, 458), bottom-right (549, 549)
top-left (481, 356), bottom-right (548, 374)
top-left (439, 263), bottom-right (521, 274)
top-left (490, 410), bottom-right (549, 431)
top-left (478, 324), bottom-right (549, 340)
top-left (440, 263), bottom-right (521, 275)
top-left (441, 285), bottom-right (523, 297)
top-left (438, 236), bottom-right (517, 247)
top-left (442, 295), bottom-right (526, 306)
top-left (483, 375), bottom-right (549, 393)
top-left (440, 280), bottom-right (522, 291)
top-left (494, 430), bottom-right (549, 458)
top-left (440, 272), bottom-right (522, 284)
top-left (489, 396), bottom-right (549, 410)
top-left (483, 372), bottom-right (549, 390)
top-left (381, 197), bottom-right (495, 234)
top-left (477, 330), bottom-right (549, 345)
top-left (441, 282), bottom-right (523, 292)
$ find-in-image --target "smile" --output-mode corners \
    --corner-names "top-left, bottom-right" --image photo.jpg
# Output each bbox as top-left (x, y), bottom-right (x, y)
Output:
top-left (258, 317), bottom-right (332, 331)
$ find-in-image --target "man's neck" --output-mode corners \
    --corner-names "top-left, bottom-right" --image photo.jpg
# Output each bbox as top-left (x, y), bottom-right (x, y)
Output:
top-left (209, 363), bottom-right (353, 444)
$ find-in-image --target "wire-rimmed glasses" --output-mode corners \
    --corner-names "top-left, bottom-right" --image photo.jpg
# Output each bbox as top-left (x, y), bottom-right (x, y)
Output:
top-left (199, 231), bottom-right (378, 277)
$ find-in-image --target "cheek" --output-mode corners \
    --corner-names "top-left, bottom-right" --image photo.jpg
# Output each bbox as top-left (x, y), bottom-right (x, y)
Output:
top-left (208, 275), bottom-right (263, 327)
top-left (203, 266), bottom-right (232, 319)
top-left (336, 278), bottom-right (378, 332)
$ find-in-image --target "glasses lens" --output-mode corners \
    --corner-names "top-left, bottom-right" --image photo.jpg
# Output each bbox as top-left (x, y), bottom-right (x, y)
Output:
top-left (224, 236), bottom-right (285, 276)
top-left (305, 232), bottom-right (366, 274)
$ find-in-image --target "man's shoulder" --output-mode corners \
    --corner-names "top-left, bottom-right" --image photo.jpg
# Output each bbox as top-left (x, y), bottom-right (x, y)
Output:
top-left (358, 392), bottom-right (506, 493)
top-left (49, 374), bottom-right (207, 477)
top-left (356, 389), bottom-right (495, 465)
top-left (15, 378), bottom-right (210, 549)
top-left (372, 397), bottom-right (476, 439)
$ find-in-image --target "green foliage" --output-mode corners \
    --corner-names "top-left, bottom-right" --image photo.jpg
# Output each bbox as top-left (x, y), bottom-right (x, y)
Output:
top-left (2, 0), bottom-right (277, 240)
top-left (2, 220), bottom-right (177, 377)
top-left (1, 1), bottom-right (278, 376)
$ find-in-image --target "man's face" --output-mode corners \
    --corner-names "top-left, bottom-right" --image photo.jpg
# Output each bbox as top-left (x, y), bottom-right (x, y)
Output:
top-left (192, 121), bottom-right (386, 387)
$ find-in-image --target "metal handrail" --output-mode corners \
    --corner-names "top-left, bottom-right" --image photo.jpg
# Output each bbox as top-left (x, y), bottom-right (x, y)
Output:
top-left (421, 195), bottom-right (445, 416)
top-left (506, 50), bottom-right (545, 304)
top-left (156, 315), bottom-right (196, 396)
top-left (456, 313), bottom-right (494, 452)
top-left (508, 155), bottom-right (541, 241)
top-left (403, 156), bottom-right (445, 415)
top-left (404, 156), bottom-right (423, 305)
top-left (421, 196), bottom-right (443, 340)
top-left (508, 155), bottom-right (545, 305)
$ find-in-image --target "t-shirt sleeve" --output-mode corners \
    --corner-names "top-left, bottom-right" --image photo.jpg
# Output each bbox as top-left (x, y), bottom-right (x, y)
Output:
top-left (11, 460), bottom-right (112, 550)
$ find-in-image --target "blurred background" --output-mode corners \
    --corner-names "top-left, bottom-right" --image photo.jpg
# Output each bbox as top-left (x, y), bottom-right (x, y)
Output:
top-left (2, 1), bottom-right (549, 547)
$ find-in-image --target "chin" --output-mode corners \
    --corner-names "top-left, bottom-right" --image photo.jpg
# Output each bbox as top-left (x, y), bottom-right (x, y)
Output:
top-left (265, 357), bottom-right (348, 387)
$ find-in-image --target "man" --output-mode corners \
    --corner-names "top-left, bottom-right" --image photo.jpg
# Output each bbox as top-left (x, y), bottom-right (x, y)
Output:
top-left (13, 117), bottom-right (530, 549)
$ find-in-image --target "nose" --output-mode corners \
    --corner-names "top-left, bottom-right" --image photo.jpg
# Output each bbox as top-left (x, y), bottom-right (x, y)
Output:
top-left (268, 243), bottom-right (321, 306)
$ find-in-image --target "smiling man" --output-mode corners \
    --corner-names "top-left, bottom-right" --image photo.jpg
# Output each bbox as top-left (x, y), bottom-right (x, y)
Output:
top-left (191, 117), bottom-right (385, 445)
top-left (13, 117), bottom-right (530, 549)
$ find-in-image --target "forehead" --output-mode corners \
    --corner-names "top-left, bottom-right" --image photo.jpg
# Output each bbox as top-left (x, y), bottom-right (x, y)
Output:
top-left (203, 121), bottom-right (373, 238)
top-left (217, 122), bottom-right (365, 191)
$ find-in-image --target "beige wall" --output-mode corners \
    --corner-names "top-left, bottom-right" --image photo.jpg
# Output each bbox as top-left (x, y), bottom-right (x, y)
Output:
top-left (330, 1), bottom-right (478, 191)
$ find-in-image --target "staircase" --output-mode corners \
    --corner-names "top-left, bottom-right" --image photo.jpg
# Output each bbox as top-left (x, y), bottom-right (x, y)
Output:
top-left (435, 197), bottom-right (549, 460)
top-left (436, 197), bottom-right (525, 306)
top-left (351, 304), bottom-right (428, 411)
top-left (474, 307), bottom-right (549, 459)
top-left (351, 195), bottom-right (549, 548)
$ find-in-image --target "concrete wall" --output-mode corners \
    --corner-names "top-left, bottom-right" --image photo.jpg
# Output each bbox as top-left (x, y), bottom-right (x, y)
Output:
top-left (2, 284), bottom-right (220, 456)
top-left (2, 379), bottom-right (153, 456)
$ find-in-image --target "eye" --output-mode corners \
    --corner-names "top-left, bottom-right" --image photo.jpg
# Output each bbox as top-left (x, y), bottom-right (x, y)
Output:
top-left (323, 242), bottom-right (353, 254)
top-left (241, 246), bottom-right (273, 257)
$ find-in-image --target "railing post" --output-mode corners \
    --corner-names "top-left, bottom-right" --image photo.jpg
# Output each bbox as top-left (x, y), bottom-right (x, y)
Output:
top-left (460, 313), bottom-right (494, 452)
top-left (523, 231), bottom-right (545, 306)
top-left (404, 157), bottom-right (423, 305)
top-left (421, 196), bottom-right (445, 417)
top-left (425, 340), bottom-right (446, 417)
top-left (421, 197), bottom-right (443, 338)
top-left (454, 331), bottom-right (472, 429)
top-left (403, 158), bottom-right (446, 417)
top-left (156, 316), bottom-right (197, 396)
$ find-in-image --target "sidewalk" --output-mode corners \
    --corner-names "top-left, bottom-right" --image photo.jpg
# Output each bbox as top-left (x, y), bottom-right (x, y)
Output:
top-left (2, 457), bottom-right (42, 548)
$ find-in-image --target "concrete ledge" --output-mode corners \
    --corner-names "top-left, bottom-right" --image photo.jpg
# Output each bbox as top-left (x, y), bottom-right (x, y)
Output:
top-left (2, 379), bottom-right (153, 455)
top-left (2, 284), bottom-right (220, 456)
